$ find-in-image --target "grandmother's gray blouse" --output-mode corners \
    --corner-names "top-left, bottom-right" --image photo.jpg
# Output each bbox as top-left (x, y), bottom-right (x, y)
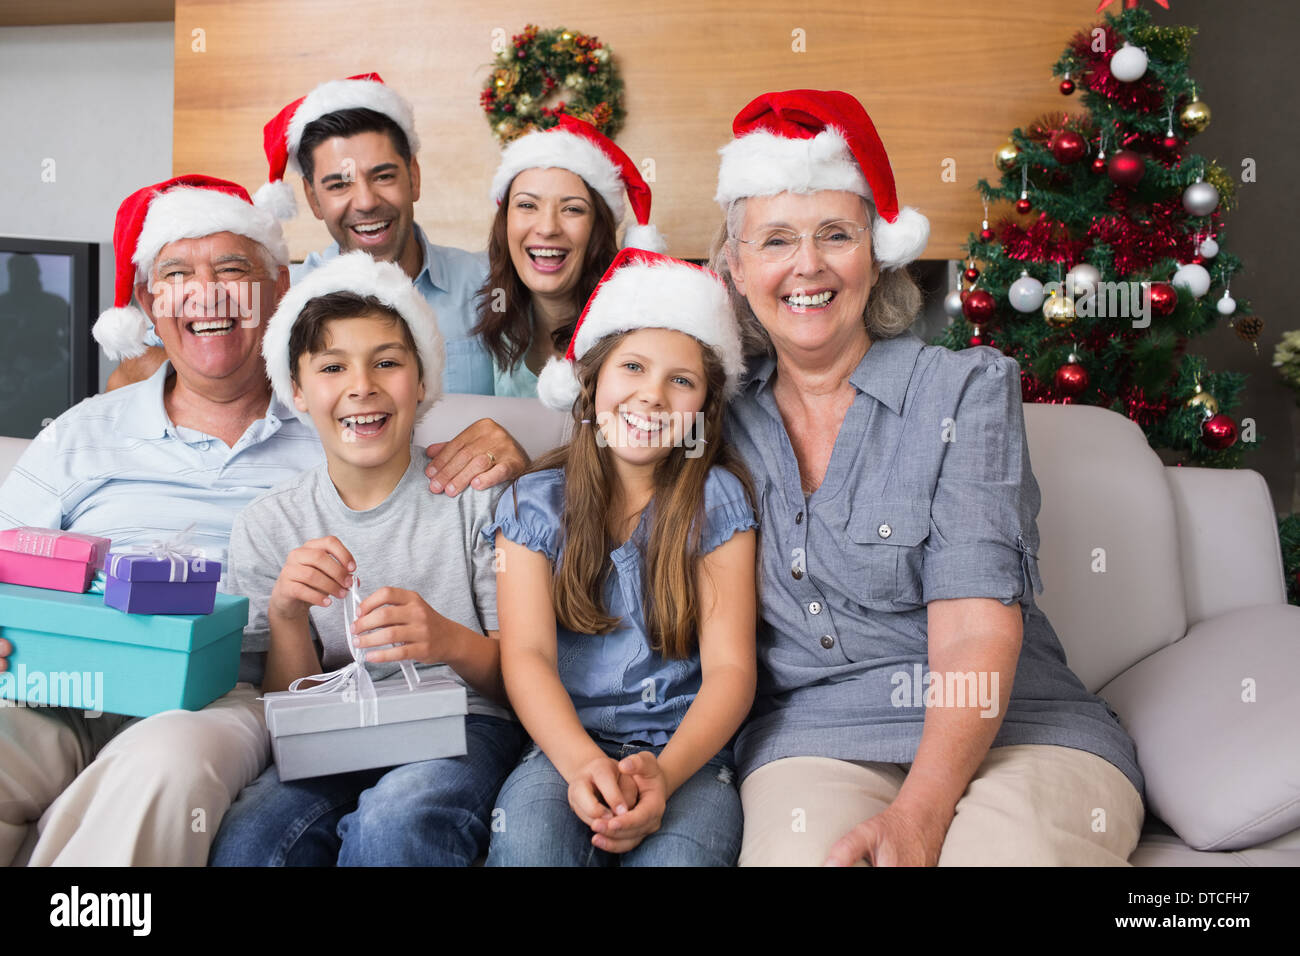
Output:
top-left (726, 331), bottom-right (1143, 794)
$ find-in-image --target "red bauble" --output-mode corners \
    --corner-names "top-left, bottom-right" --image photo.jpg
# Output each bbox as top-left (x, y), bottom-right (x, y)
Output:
top-left (962, 289), bottom-right (996, 324)
top-left (1108, 150), bottom-right (1146, 188)
top-left (1059, 79), bottom-right (1075, 95)
top-left (963, 266), bottom-right (980, 282)
top-left (1051, 130), bottom-right (1088, 164)
top-left (1148, 282), bottom-right (1177, 316)
top-left (979, 227), bottom-right (995, 242)
top-left (1161, 134), bottom-right (1181, 151)
top-left (1054, 362), bottom-right (1089, 397)
top-left (1091, 157), bottom-right (1107, 173)
top-left (969, 331), bottom-right (985, 347)
top-left (1201, 413), bottom-right (1238, 450)
top-left (1015, 197), bottom-right (1032, 214)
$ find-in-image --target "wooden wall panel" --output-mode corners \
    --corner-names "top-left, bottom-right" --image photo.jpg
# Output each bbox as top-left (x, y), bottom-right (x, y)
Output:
top-left (174, 0), bottom-right (1098, 261)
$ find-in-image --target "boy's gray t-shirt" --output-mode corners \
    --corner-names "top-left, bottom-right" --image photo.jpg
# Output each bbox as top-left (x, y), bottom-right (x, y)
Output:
top-left (226, 446), bottom-right (510, 720)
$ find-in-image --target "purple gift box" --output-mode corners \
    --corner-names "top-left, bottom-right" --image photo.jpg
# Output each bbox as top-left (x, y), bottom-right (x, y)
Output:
top-left (104, 551), bottom-right (222, 615)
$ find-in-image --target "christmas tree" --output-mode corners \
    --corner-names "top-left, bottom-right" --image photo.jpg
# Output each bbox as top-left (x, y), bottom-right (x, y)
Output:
top-left (934, 4), bottom-right (1256, 467)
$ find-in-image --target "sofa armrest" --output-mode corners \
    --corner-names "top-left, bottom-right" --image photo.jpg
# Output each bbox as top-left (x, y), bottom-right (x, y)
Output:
top-left (1164, 465), bottom-right (1286, 625)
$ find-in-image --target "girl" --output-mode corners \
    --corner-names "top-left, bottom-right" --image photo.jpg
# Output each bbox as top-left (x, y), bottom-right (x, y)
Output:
top-left (475, 115), bottom-right (665, 397)
top-left (485, 248), bottom-right (757, 866)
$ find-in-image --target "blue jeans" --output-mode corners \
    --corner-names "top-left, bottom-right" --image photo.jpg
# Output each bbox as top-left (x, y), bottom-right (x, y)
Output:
top-left (210, 715), bottom-right (525, 866)
top-left (485, 738), bottom-right (742, 867)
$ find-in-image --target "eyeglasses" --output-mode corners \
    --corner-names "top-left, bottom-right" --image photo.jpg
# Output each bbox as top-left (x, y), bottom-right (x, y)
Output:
top-left (734, 220), bottom-right (870, 263)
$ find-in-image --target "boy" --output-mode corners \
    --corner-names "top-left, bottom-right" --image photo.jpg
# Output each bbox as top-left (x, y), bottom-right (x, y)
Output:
top-left (210, 251), bottom-right (523, 866)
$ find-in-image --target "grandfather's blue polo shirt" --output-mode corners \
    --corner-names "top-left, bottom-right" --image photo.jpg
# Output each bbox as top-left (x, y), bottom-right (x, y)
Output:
top-left (485, 465), bottom-right (758, 746)
top-left (0, 360), bottom-right (322, 562)
top-left (293, 224), bottom-right (494, 396)
top-left (725, 331), bottom-right (1143, 794)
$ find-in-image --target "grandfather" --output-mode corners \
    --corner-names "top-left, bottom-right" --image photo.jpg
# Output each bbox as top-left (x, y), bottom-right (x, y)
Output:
top-left (0, 175), bottom-right (522, 866)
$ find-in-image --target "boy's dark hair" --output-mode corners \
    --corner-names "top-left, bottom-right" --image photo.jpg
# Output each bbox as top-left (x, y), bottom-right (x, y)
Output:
top-left (297, 108), bottom-right (413, 182)
top-left (288, 291), bottom-right (422, 384)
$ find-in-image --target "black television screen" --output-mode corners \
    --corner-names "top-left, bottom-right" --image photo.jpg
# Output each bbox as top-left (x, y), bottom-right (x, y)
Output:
top-left (0, 238), bottom-right (99, 439)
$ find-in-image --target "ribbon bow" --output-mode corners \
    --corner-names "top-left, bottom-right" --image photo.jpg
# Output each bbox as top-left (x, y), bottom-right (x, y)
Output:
top-left (286, 574), bottom-right (421, 728)
top-left (110, 522), bottom-right (204, 582)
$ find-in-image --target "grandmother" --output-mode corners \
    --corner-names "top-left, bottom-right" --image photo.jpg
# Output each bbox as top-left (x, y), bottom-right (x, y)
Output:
top-left (710, 90), bottom-right (1144, 866)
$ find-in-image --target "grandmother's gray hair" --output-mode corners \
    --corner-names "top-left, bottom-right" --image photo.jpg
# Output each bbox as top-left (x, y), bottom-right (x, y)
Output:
top-left (708, 196), bottom-right (923, 360)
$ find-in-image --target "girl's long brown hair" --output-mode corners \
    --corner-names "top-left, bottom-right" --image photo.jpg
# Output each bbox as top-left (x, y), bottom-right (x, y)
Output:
top-left (472, 178), bottom-right (620, 370)
top-left (518, 332), bottom-right (755, 660)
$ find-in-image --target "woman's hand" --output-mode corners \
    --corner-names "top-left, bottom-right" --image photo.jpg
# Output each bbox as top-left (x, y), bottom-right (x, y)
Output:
top-left (425, 418), bottom-right (528, 496)
top-left (823, 800), bottom-right (951, 867)
top-left (590, 751), bottom-right (668, 854)
top-left (567, 754), bottom-right (637, 829)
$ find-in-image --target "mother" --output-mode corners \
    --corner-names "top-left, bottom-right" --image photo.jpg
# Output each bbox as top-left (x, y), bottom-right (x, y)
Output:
top-left (710, 90), bottom-right (1144, 866)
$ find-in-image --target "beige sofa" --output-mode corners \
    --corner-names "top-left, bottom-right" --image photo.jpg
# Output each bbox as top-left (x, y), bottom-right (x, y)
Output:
top-left (2, 394), bottom-right (1297, 865)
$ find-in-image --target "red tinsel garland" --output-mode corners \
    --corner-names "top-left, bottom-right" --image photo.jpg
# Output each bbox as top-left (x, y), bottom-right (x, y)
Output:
top-left (999, 215), bottom-right (1088, 265)
top-left (1087, 196), bottom-right (1196, 275)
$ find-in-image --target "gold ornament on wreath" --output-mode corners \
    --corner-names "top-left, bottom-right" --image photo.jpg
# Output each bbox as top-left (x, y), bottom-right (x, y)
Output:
top-left (480, 24), bottom-right (626, 144)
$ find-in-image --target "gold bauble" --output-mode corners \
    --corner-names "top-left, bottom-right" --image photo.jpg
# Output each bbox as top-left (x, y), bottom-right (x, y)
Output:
top-left (995, 140), bottom-right (1020, 172)
top-left (1186, 390), bottom-right (1219, 416)
top-left (1180, 99), bottom-right (1212, 134)
top-left (1042, 292), bottom-right (1076, 327)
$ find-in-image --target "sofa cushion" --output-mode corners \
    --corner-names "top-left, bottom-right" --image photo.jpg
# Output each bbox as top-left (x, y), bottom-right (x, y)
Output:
top-left (1101, 603), bottom-right (1300, 851)
top-left (1022, 404), bottom-right (1187, 691)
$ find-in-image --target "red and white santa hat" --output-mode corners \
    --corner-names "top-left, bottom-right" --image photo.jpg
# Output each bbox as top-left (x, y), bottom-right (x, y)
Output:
top-left (91, 174), bottom-right (290, 361)
top-left (714, 89), bottom-right (929, 269)
top-left (536, 247), bottom-right (742, 412)
top-left (256, 72), bottom-right (420, 220)
top-left (261, 250), bottom-right (444, 422)
top-left (490, 114), bottom-right (666, 253)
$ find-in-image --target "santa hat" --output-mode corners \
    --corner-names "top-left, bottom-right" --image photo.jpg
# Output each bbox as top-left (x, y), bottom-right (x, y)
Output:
top-left (714, 90), bottom-right (929, 269)
top-left (536, 247), bottom-right (742, 412)
top-left (490, 114), bottom-right (666, 253)
top-left (256, 72), bottom-right (421, 220)
top-left (261, 250), bottom-right (444, 422)
top-left (92, 174), bottom-right (290, 361)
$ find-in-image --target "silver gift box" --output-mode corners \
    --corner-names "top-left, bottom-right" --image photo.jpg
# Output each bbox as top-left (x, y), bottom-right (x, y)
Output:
top-left (265, 676), bottom-right (468, 782)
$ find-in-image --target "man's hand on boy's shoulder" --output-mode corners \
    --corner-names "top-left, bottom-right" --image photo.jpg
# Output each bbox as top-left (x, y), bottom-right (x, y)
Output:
top-left (350, 587), bottom-right (457, 666)
top-left (269, 536), bottom-right (356, 622)
top-left (425, 418), bottom-right (528, 497)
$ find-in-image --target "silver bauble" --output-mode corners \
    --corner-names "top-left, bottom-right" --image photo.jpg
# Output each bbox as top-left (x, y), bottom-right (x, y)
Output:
top-left (1065, 263), bottom-right (1101, 298)
top-left (1172, 262), bottom-right (1212, 299)
top-left (1008, 274), bottom-right (1045, 313)
top-left (1110, 43), bottom-right (1149, 82)
top-left (944, 288), bottom-right (965, 319)
top-left (1183, 181), bottom-right (1220, 217)
top-left (1198, 237), bottom-right (1219, 259)
top-left (1216, 293), bottom-right (1236, 316)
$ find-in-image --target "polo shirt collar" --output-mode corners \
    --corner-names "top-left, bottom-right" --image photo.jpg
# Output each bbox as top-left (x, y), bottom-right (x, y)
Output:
top-left (318, 223), bottom-right (443, 292)
top-left (117, 360), bottom-right (294, 439)
top-left (740, 332), bottom-right (924, 416)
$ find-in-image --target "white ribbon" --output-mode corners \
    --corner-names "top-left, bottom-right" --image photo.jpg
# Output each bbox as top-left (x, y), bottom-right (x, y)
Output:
top-left (109, 522), bottom-right (203, 583)
top-left (12, 528), bottom-right (63, 558)
top-left (285, 574), bottom-right (421, 727)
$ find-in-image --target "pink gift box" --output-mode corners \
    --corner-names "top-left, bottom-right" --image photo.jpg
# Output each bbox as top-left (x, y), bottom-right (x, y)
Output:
top-left (0, 527), bottom-right (112, 594)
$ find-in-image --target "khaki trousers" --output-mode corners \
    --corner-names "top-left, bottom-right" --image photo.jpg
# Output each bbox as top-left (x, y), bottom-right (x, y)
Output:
top-left (0, 684), bottom-right (267, 866)
top-left (739, 744), bottom-right (1144, 866)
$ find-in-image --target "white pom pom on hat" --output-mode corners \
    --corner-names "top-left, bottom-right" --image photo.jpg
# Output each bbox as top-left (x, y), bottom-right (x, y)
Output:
top-left (260, 250), bottom-right (445, 423)
top-left (91, 174), bottom-right (290, 361)
top-left (490, 114), bottom-right (666, 253)
top-left (535, 247), bottom-right (743, 413)
top-left (714, 89), bottom-right (930, 269)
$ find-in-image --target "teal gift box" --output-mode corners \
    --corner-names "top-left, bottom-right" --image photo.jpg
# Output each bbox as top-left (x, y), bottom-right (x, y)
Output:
top-left (0, 582), bottom-right (247, 718)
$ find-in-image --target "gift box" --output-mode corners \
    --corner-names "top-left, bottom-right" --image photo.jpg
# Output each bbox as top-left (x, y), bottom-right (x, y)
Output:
top-left (0, 527), bottom-right (111, 594)
top-left (104, 551), bottom-right (222, 615)
top-left (265, 674), bottom-right (468, 782)
top-left (0, 582), bottom-right (247, 717)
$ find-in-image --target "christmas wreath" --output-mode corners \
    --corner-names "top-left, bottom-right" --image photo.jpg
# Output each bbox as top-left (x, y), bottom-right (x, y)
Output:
top-left (480, 24), bottom-right (625, 144)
